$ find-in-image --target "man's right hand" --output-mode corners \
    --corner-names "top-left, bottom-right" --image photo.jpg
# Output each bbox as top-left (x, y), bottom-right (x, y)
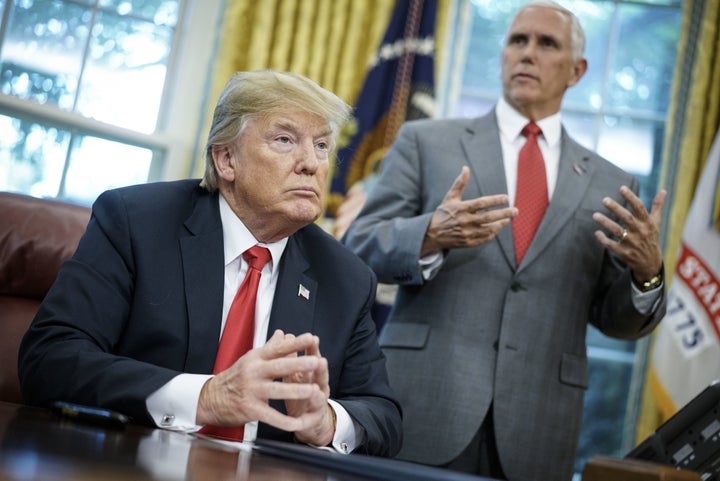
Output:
top-left (196, 329), bottom-right (326, 434)
top-left (421, 166), bottom-right (517, 257)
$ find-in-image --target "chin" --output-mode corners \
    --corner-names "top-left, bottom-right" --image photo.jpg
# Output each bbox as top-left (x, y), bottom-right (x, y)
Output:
top-left (288, 205), bottom-right (321, 225)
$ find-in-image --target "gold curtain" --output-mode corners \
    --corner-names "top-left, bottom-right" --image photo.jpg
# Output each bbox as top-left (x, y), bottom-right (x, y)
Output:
top-left (189, 0), bottom-right (450, 179)
top-left (636, 0), bottom-right (720, 442)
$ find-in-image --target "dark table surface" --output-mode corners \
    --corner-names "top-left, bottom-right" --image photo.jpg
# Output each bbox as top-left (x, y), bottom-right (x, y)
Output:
top-left (0, 401), bottom-right (489, 481)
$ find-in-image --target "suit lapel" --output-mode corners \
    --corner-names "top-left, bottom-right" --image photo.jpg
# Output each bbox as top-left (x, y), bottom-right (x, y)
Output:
top-left (462, 112), bottom-right (516, 268)
top-left (519, 132), bottom-right (594, 269)
top-left (180, 190), bottom-right (225, 373)
top-left (268, 231), bottom-right (317, 337)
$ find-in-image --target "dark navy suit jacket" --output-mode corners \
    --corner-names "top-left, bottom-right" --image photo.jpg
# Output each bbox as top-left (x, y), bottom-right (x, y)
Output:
top-left (18, 179), bottom-right (401, 457)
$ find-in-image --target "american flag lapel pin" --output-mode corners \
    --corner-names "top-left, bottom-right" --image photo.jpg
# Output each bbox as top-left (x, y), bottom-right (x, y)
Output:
top-left (572, 163), bottom-right (587, 176)
top-left (298, 283), bottom-right (310, 300)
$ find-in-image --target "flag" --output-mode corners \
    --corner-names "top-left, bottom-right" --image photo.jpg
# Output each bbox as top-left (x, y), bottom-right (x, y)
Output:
top-left (326, 0), bottom-right (437, 217)
top-left (649, 126), bottom-right (720, 418)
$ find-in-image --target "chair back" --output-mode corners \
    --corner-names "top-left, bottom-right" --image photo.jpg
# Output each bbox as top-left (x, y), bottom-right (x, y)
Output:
top-left (0, 192), bottom-right (91, 403)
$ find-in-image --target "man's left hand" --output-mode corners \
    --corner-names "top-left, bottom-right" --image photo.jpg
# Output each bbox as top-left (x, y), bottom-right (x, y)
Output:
top-left (592, 186), bottom-right (667, 283)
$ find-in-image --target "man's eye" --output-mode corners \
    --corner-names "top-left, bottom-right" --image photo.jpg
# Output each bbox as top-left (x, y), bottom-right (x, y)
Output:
top-left (317, 141), bottom-right (329, 150)
top-left (278, 136), bottom-right (292, 143)
top-left (539, 36), bottom-right (558, 48)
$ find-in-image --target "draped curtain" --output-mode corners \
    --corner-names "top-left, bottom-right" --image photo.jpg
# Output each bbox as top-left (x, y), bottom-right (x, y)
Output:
top-left (189, 0), bottom-right (450, 180)
top-left (636, 0), bottom-right (720, 442)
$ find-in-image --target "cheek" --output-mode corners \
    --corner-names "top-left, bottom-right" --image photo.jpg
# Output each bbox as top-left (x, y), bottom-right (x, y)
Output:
top-left (317, 161), bottom-right (330, 182)
top-left (500, 54), bottom-right (511, 74)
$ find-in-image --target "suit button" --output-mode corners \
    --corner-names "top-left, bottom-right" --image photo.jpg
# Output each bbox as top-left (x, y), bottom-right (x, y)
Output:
top-left (510, 282), bottom-right (524, 292)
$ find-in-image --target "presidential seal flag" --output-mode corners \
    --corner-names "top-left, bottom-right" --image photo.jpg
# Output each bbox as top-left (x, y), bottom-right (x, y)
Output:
top-left (326, 0), bottom-right (436, 217)
top-left (649, 126), bottom-right (720, 418)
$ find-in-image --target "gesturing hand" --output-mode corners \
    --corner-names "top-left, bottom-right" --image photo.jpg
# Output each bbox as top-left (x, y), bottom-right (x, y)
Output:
top-left (196, 330), bottom-right (332, 442)
top-left (422, 166), bottom-right (518, 257)
top-left (593, 186), bottom-right (667, 282)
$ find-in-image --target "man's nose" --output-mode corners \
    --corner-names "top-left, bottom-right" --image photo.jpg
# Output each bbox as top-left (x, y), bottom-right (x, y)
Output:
top-left (296, 140), bottom-right (319, 173)
top-left (521, 40), bottom-right (537, 60)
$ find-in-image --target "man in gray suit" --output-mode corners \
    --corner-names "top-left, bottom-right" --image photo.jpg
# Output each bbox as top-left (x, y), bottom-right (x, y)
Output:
top-left (342, 1), bottom-right (667, 480)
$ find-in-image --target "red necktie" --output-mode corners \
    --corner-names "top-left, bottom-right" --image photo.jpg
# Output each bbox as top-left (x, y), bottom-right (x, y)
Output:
top-left (200, 245), bottom-right (271, 442)
top-left (513, 122), bottom-right (548, 265)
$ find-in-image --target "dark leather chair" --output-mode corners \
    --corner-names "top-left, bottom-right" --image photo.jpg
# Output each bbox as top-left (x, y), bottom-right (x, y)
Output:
top-left (0, 192), bottom-right (91, 404)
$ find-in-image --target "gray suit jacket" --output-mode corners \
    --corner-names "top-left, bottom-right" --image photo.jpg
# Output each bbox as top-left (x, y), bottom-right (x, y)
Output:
top-left (343, 111), bottom-right (666, 481)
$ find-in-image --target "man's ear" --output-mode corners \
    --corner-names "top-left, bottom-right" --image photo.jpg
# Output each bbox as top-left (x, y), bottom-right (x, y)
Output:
top-left (211, 145), bottom-right (235, 181)
top-left (567, 58), bottom-right (588, 88)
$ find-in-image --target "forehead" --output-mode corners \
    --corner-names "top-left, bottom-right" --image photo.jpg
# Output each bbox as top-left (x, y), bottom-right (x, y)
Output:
top-left (508, 6), bottom-right (572, 41)
top-left (251, 109), bottom-right (331, 133)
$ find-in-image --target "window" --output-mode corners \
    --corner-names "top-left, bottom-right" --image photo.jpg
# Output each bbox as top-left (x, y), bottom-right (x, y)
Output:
top-left (440, 0), bottom-right (682, 475)
top-left (0, 0), bottom-right (220, 205)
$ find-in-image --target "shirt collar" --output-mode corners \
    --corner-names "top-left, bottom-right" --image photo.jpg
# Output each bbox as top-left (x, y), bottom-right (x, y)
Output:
top-left (496, 97), bottom-right (562, 148)
top-left (218, 194), bottom-right (287, 270)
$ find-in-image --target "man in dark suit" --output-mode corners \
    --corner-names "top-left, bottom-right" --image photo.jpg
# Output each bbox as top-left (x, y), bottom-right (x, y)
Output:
top-left (18, 70), bottom-right (401, 457)
top-left (343, 0), bottom-right (666, 478)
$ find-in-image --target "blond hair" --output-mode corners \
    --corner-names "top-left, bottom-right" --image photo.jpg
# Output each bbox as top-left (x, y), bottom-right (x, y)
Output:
top-left (201, 70), bottom-right (352, 191)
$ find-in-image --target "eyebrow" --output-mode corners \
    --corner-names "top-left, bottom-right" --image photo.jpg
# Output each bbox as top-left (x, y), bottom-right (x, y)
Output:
top-left (270, 119), bottom-right (333, 139)
top-left (508, 31), bottom-right (561, 46)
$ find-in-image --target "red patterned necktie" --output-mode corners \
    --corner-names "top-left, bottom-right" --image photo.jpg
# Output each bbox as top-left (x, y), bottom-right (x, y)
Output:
top-left (200, 245), bottom-right (271, 442)
top-left (513, 122), bottom-right (548, 265)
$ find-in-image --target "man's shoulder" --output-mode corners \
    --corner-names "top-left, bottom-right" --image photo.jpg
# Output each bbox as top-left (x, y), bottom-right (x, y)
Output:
top-left (94, 179), bottom-right (205, 208)
top-left (101, 179), bottom-right (202, 200)
top-left (294, 224), bottom-right (373, 273)
top-left (92, 179), bottom-right (214, 227)
top-left (402, 115), bottom-right (483, 133)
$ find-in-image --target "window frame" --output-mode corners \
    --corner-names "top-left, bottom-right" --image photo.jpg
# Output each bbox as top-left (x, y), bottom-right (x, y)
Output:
top-left (0, 0), bottom-right (222, 199)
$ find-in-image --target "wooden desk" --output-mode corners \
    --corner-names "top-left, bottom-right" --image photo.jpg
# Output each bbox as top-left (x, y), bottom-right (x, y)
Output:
top-left (0, 402), bottom-right (486, 481)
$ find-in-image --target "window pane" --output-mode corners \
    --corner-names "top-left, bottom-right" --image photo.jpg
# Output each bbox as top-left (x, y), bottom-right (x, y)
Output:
top-left (99, 0), bottom-right (179, 26)
top-left (586, 325), bottom-right (637, 353)
top-left (463, 0), bottom-right (527, 96)
top-left (598, 116), bottom-right (655, 176)
top-left (563, 1), bottom-right (615, 111)
top-left (607, 4), bottom-right (681, 113)
top-left (0, 114), bottom-right (71, 197)
top-left (0, 0), bottom-right (89, 109)
top-left (77, 11), bottom-right (172, 132)
top-left (455, 93), bottom-right (494, 119)
top-left (563, 113), bottom-right (664, 208)
top-left (561, 111), bottom-right (597, 150)
top-left (63, 136), bottom-right (152, 204)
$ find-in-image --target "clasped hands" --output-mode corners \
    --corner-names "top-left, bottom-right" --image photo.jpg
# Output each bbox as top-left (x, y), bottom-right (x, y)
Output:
top-left (196, 329), bottom-right (335, 447)
top-left (423, 166), bottom-right (666, 283)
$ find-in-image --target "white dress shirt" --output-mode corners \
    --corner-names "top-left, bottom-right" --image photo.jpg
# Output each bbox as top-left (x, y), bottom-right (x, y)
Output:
top-left (147, 194), bottom-right (358, 453)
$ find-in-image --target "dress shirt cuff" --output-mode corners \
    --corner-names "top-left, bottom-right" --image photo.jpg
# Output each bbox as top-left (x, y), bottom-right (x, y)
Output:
top-left (327, 399), bottom-right (363, 454)
top-left (146, 373), bottom-right (212, 432)
top-left (419, 251), bottom-right (445, 281)
top-left (630, 281), bottom-right (664, 315)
